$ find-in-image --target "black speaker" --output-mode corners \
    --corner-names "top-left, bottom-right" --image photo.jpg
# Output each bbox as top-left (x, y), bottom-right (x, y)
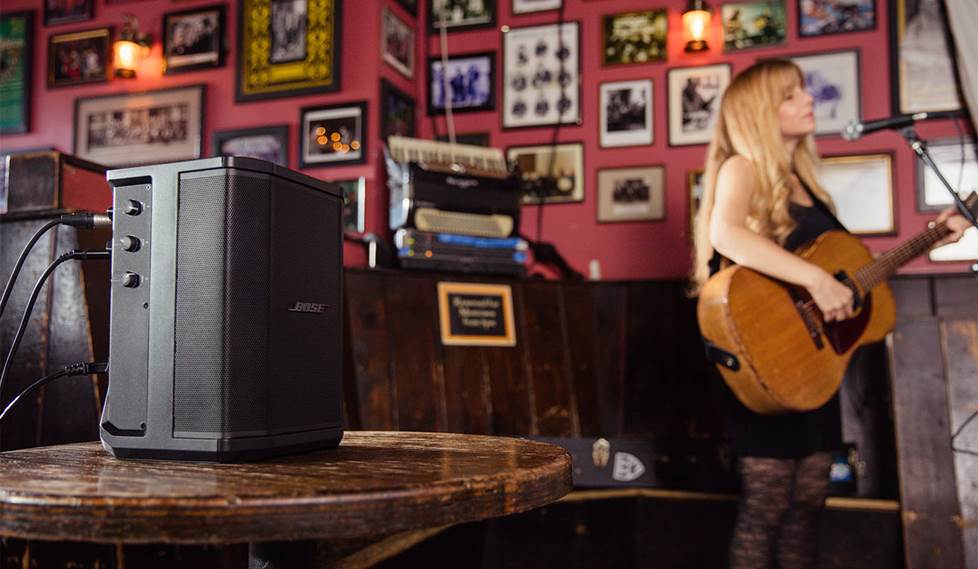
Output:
top-left (100, 157), bottom-right (344, 461)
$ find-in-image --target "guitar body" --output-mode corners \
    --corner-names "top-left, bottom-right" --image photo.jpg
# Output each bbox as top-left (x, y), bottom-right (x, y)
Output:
top-left (697, 230), bottom-right (896, 415)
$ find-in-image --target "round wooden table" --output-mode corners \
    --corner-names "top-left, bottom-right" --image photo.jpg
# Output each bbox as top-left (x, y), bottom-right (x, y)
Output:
top-left (0, 431), bottom-right (572, 568)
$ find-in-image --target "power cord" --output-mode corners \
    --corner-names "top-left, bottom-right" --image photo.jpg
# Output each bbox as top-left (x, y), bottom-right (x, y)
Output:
top-left (0, 248), bottom-right (111, 400)
top-left (0, 361), bottom-right (108, 424)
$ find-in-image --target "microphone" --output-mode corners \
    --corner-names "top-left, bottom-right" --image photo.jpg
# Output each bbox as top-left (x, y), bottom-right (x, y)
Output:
top-left (842, 110), bottom-right (962, 141)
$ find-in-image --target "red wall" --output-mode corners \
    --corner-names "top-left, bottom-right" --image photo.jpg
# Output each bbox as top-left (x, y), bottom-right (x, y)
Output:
top-left (1, 0), bottom-right (973, 279)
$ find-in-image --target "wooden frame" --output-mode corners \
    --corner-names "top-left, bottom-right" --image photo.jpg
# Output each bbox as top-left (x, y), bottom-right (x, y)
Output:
top-left (667, 63), bottom-right (731, 147)
top-left (819, 153), bottom-right (896, 236)
top-left (0, 11), bottom-right (33, 135)
top-left (798, 0), bottom-right (876, 37)
top-left (507, 142), bottom-right (584, 205)
top-left (512, 0), bottom-right (561, 14)
top-left (888, 0), bottom-right (962, 114)
top-left (236, 0), bottom-right (341, 102)
top-left (427, 51), bottom-right (496, 115)
top-left (211, 124), bottom-right (289, 167)
top-left (916, 138), bottom-right (977, 213)
top-left (502, 21), bottom-right (581, 129)
top-left (599, 79), bottom-right (653, 148)
top-left (428, 0), bottom-right (495, 33)
top-left (600, 9), bottom-right (667, 66)
top-left (789, 49), bottom-right (862, 137)
top-left (382, 6), bottom-right (415, 79)
top-left (596, 165), bottom-right (665, 223)
top-left (381, 79), bottom-right (417, 140)
top-left (47, 27), bottom-right (112, 88)
top-left (73, 84), bottom-right (206, 167)
top-left (437, 282), bottom-right (516, 347)
top-left (163, 4), bottom-right (226, 75)
top-left (299, 101), bottom-right (367, 169)
top-left (338, 177), bottom-right (366, 233)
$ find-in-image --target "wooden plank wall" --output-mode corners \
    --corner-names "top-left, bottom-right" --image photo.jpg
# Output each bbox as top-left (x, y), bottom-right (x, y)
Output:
top-left (889, 275), bottom-right (976, 569)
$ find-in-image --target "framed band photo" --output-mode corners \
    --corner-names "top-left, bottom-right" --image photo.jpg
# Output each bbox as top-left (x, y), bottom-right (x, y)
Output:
top-left (73, 85), bottom-right (206, 167)
top-left (600, 79), bottom-right (653, 148)
top-left (338, 177), bottom-right (366, 233)
top-left (597, 166), bottom-right (665, 223)
top-left (381, 79), bottom-right (417, 139)
top-left (889, 0), bottom-right (962, 114)
top-left (163, 4), bottom-right (226, 75)
top-left (428, 52), bottom-right (495, 115)
top-left (601, 10), bottom-right (668, 66)
top-left (502, 22), bottom-right (580, 128)
top-left (0, 12), bottom-right (32, 135)
top-left (382, 7), bottom-right (414, 79)
top-left (791, 50), bottom-right (861, 136)
top-left (212, 125), bottom-right (289, 167)
top-left (48, 28), bottom-right (112, 88)
top-left (668, 64), bottom-right (730, 146)
top-left (429, 0), bottom-right (495, 33)
top-left (818, 153), bottom-right (895, 235)
top-left (799, 0), bottom-right (876, 37)
top-left (45, 0), bottom-right (93, 26)
top-left (722, 0), bottom-right (787, 51)
top-left (916, 139), bottom-right (977, 212)
top-left (513, 0), bottom-right (561, 14)
top-left (299, 102), bottom-right (367, 169)
top-left (507, 143), bottom-right (584, 205)
top-left (236, 0), bottom-right (341, 102)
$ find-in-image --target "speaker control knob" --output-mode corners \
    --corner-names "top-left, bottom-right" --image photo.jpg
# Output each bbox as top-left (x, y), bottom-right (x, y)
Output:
top-left (124, 200), bottom-right (143, 216)
top-left (122, 272), bottom-right (141, 288)
top-left (121, 236), bottom-right (141, 252)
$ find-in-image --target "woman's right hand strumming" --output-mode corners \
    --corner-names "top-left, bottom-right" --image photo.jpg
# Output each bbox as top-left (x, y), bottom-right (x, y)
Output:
top-left (805, 269), bottom-right (854, 322)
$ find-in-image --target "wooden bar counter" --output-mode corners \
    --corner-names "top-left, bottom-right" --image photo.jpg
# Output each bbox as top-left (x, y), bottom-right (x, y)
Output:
top-left (0, 431), bottom-right (572, 567)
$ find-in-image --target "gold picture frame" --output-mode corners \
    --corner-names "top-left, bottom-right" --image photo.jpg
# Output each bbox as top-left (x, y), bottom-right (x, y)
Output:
top-left (437, 282), bottom-right (516, 347)
top-left (236, 0), bottom-right (341, 102)
top-left (818, 153), bottom-right (896, 236)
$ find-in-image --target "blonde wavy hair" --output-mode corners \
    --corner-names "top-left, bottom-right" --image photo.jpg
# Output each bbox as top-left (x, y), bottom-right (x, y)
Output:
top-left (690, 58), bottom-right (834, 293)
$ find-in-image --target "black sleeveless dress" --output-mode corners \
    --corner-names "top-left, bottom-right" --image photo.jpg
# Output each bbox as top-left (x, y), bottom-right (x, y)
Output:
top-left (709, 182), bottom-right (845, 459)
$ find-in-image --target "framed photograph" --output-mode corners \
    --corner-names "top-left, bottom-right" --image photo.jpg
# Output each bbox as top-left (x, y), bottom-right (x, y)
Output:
top-left (299, 101), bottom-right (367, 168)
top-left (688, 169), bottom-right (705, 242)
top-left (48, 27), bottom-right (112, 88)
top-left (668, 64), bottom-right (731, 146)
top-left (435, 132), bottom-right (490, 146)
top-left (889, 0), bottom-right (962, 114)
top-left (337, 177), bottom-right (366, 233)
top-left (429, 0), bottom-right (495, 33)
top-left (236, 0), bottom-right (341, 102)
top-left (502, 22), bottom-right (580, 129)
top-left (799, 0), bottom-right (876, 37)
top-left (600, 79), bottom-right (653, 148)
top-left (212, 125), bottom-right (289, 166)
top-left (916, 139), bottom-right (977, 212)
top-left (513, 0), bottom-right (561, 14)
top-left (791, 50), bottom-right (861, 136)
top-left (507, 143), bottom-right (584, 205)
top-left (45, 0), bottom-right (93, 26)
top-left (381, 79), bottom-right (416, 140)
top-left (929, 227), bottom-right (977, 262)
top-left (0, 11), bottom-right (33, 135)
top-left (163, 5), bottom-right (226, 75)
top-left (428, 52), bottom-right (495, 114)
top-left (601, 10), bottom-right (667, 66)
top-left (73, 84), bottom-right (206, 167)
top-left (818, 153), bottom-right (895, 235)
top-left (382, 7), bottom-right (414, 79)
top-left (722, 1), bottom-right (786, 51)
top-left (437, 282), bottom-right (516, 347)
top-left (597, 166), bottom-right (665, 223)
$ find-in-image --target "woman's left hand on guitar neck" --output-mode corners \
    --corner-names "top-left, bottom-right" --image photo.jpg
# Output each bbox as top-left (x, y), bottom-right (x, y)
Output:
top-left (933, 206), bottom-right (971, 248)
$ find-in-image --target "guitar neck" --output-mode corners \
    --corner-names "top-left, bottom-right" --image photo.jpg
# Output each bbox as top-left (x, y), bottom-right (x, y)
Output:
top-left (853, 223), bottom-right (951, 292)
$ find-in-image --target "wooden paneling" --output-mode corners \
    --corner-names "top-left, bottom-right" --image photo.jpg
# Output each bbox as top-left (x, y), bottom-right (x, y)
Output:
top-left (442, 346), bottom-right (492, 434)
top-left (344, 272), bottom-right (397, 429)
top-left (520, 283), bottom-right (576, 437)
top-left (562, 284), bottom-right (600, 437)
top-left (590, 285), bottom-right (626, 436)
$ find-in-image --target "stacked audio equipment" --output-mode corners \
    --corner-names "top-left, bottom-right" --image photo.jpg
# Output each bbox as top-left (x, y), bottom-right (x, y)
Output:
top-left (385, 136), bottom-right (528, 276)
top-left (100, 157), bottom-right (344, 461)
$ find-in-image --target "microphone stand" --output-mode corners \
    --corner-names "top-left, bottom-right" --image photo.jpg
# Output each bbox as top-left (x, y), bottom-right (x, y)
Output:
top-left (899, 127), bottom-right (978, 231)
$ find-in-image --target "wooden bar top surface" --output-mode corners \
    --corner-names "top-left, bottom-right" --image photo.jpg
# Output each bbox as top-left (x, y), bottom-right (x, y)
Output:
top-left (0, 431), bottom-right (572, 545)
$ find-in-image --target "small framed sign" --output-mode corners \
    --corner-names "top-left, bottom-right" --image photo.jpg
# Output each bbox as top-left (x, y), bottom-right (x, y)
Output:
top-left (437, 282), bottom-right (516, 347)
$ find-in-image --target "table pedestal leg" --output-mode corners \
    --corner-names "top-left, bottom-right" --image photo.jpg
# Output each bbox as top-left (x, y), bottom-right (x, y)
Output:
top-left (249, 540), bottom-right (317, 569)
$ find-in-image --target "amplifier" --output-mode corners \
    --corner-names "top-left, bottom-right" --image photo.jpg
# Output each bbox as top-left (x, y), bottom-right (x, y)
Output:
top-left (100, 157), bottom-right (344, 461)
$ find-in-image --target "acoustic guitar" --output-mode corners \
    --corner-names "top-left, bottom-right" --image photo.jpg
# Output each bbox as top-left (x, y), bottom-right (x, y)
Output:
top-left (697, 193), bottom-right (977, 415)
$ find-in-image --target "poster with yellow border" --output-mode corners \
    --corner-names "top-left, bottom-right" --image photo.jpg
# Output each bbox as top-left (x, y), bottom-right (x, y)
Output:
top-left (437, 282), bottom-right (516, 347)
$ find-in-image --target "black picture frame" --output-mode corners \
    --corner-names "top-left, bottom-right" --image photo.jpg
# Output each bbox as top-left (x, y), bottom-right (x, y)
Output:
top-left (236, 0), bottom-right (342, 102)
top-left (428, 0), bottom-right (496, 33)
top-left (797, 0), bottom-right (876, 37)
top-left (888, 0), bottom-right (963, 115)
top-left (380, 79), bottom-right (417, 141)
top-left (915, 138), bottom-right (978, 213)
top-left (601, 9), bottom-right (668, 66)
top-left (47, 27), bottom-right (112, 89)
top-left (0, 11), bottom-right (33, 135)
top-left (212, 125), bottom-right (289, 167)
top-left (163, 4), bottom-right (227, 75)
top-left (298, 101), bottom-right (367, 169)
top-left (428, 51), bottom-right (496, 115)
top-left (394, 0), bottom-right (418, 16)
top-left (44, 0), bottom-right (93, 26)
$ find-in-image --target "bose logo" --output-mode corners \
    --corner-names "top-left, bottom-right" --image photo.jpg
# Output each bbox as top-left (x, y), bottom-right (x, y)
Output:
top-left (446, 176), bottom-right (478, 189)
top-left (288, 302), bottom-right (327, 314)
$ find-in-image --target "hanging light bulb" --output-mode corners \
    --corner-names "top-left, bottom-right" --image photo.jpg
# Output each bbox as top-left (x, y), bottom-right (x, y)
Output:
top-left (114, 14), bottom-right (151, 78)
top-left (683, 0), bottom-right (712, 53)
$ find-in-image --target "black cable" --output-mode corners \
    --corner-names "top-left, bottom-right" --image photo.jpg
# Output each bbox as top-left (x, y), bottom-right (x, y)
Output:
top-left (951, 407), bottom-right (978, 457)
top-left (0, 249), bottom-right (111, 401)
top-left (0, 362), bottom-right (108, 424)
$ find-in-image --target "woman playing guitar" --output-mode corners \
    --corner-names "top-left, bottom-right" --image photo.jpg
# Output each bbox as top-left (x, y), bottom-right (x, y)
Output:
top-left (690, 59), bottom-right (969, 569)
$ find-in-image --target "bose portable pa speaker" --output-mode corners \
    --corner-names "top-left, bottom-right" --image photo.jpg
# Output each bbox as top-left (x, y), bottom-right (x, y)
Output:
top-left (99, 157), bottom-right (344, 461)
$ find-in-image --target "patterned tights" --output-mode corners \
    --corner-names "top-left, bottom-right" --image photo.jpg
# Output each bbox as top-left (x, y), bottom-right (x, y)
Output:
top-left (729, 452), bottom-right (833, 569)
